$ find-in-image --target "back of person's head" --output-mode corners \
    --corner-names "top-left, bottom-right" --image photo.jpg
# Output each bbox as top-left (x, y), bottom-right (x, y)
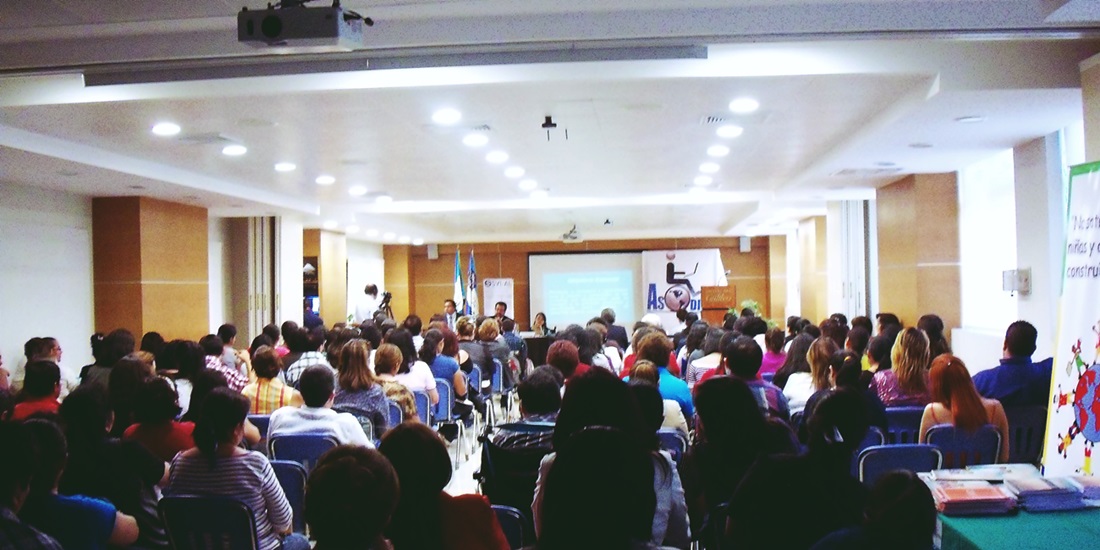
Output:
top-left (477, 318), bottom-right (501, 342)
top-left (636, 331), bottom-right (673, 367)
top-left (876, 312), bottom-right (901, 332)
top-left (518, 368), bottom-right (562, 416)
top-left (547, 340), bottom-right (581, 379)
top-left (439, 328), bottom-right (459, 357)
top-left (299, 365), bottom-right (335, 407)
top-left (22, 360), bottom-right (60, 398)
top-left (109, 357), bottom-right (153, 430)
top-left (1004, 320), bottom-right (1039, 358)
top-left (281, 320), bottom-right (299, 340)
top-left (501, 317), bottom-right (516, 333)
top-left (808, 337), bottom-right (841, 391)
top-left (779, 333), bottom-right (815, 375)
top-left (639, 313), bottom-right (663, 330)
top-left (743, 317), bottom-right (769, 338)
top-left (102, 328), bottom-right (136, 366)
top-left (378, 422), bottom-right (451, 549)
top-left (306, 445), bottom-right (399, 550)
top-left (786, 316), bottom-right (802, 335)
top-left (600, 308), bottom-right (616, 324)
top-left (694, 376), bottom-right (767, 451)
top-left (765, 326), bottom-right (785, 354)
top-left (582, 328), bottom-right (604, 357)
top-left (586, 319), bottom-right (608, 339)
top-left (262, 323), bottom-right (281, 344)
top-left (307, 327), bottom-right (326, 352)
top-left (629, 360), bottom-right (660, 385)
top-left (325, 328), bottom-right (361, 368)
top-left (216, 323), bottom-right (237, 344)
top-left (402, 315), bottom-right (423, 336)
top-left (182, 369), bottom-right (230, 423)
top-left (251, 345), bottom-right (283, 380)
top-left (531, 364), bottom-right (565, 388)
top-left (918, 314), bottom-right (951, 357)
top-left (891, 327), bottom-right (931, 394)
top-left (337, 339), bottom-right (375, 392)
top-left (0, 422), bottom-right (37, 509)
top-left (23, 418), bottom-right (67, 494)
top-left (801, 323), bottom-right (822, 339)
top-left (869, 324), bottom-right (902, 369)
top-left (724, 335), bottom-right (764, 379)
top-left (846, 326), bottom-right (871, 355)
top-left (285, 327), bottom-right (310, 354)
top-left (819, 318), bottom-right (848, 350)
top-left (830, 313), bottom-right (849, 326)
top-left (863, 470), bottom-right (937, 548)
top-left (834, 352), bottom-right (867, 391)
top-left (539, 427), bottom-right (655, 550)
top-left (133, 377), bottom-right (182, 425)
top-left (851, 315), bottom-right (873, 333)
top-left (359, 323), bottom-right (383, 350)
top-left (249, 334), bottom-right (274, 359)
top-left (23, 337), bottom-right (43, 361)
top-left (192, 388), bottom-right (249, 468)
top-left (140, 332), bottom-right (165, 358)
top-left (929, 354), bottom-right (988, 432)
top-left (806, 389), bottom-right (869, 462)
top-left (89, 332), bottom-right (107, 365)
top-left (199, 334), bottom-right (224, 356)
top-left (455, 316), bottom-right (476, 339)
top-left (59, 384), bottom-right (111, 447)
top-left (552, 368), bottom-right (647, 451)
top-left (374, 343), bottom-right (402, 376)
top-left (418, 329), bottom-right (445, 365)
top-left (685, 322), bottom-right (709, 352)
top-left (384, 328), bottom-right (417, 373)
top-left (701, 327), bottom-right (726, 355)
top-left (627, 382), bottom-right (664, 442)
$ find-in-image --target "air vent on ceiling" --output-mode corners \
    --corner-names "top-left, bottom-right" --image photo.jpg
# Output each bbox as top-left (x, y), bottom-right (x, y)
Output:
top-left (699, 115), bottom-right (727, 125)
top-left (176, 132), bottom-right (235, 145)
top-left (830, 167), bottom-right (904, 177)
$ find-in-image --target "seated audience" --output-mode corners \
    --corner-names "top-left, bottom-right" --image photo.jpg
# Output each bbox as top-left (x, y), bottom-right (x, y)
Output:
top-left (845, 326), bottom-right (871, 370)
top-left (681, 377), bottom-right (798, 536)
top-left (374, 344), bottom-right (419, 422)
top-left (0, 421), bottom-right (63, 549)
top-left (678, 322), bottom-right (709, 372)
top-left (107, 357), bottom-right (153, 437)
top-left (865, 326), bottom-right (898, 374)
top-left (622, 325), bottom-right (681, 378)
top-left (918, 314), bottom-right (951, 358)
top-left (629, 361), bottom-right (689, 435)
top-left (834, 355), bottom-right (889, 434)
top-left (811, 470), bottom-right (937, 550)
top-left (919, 354), bottom-right (1010, 462)
top-left (723, 336), bottom-right (791, 422)
top-left (728, 390), bottom-right (870, 549)
top-left (420, 329), bottom-right (471, 416)
top-left (80, 329), bottom-right (134, 389)
top-left (284, 327), bottom-right (333, 390)
top-left (12, 361), bottom-right (61, 421)
top-left (199, 334), bottom-right (248, 392)
top-left (269, 365), bottom-right (372, 447)
top-left (798, 350), bottom-right (855, 441)
top-left (243, 345), bottom-right (304, 414)
top-left (759, 326), bottom-right (788, 378)
top-left (547, 340), bottom-right (588, 384)
top-left (182, 369), bottom-right (262, 448)
top-left (388, 328), bottom-right (440, 405)
top-left (875, 313), bottom-right (902, 336)
top-left (159, 339), bottom-right (205, 416)
top-left (333, 340), bottom-right (389, 433)
top-left (379, 423), bottom-right (509, 550)
top-left (492, 368), bottom-right (562, 450)
top-left (58, 385), bottom-right (168, 549)
top-left (501, 318), bottom-right (529, 368)
top-left (20, 418), bottom-right (139, 549)
top-left (773, 333), bottom-right (814, 389)
top-left (870, 327), bottom-right (931, 406)
top-left (784, 337), bottom-right (838, 416)
top-left (306, 445), bottom-right (400, 550)
top-left (685, 328), bottom-right (725, 385)
top-left (532, 369), bottom-right (689, 549)
top-left (122, 377), bottom-right (195, 462)
top-left (635, 331), bottom-right (693, 420)
top-left (249, 334), bottom-right (274, 360)
top-left (972, 320), bottom-right (1054, 407)
top-left (165, 388), bottom-right (308, 550)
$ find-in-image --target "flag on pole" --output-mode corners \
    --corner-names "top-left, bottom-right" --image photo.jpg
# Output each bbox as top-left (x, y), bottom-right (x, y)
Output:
top-left (453, 247), bottom-right (465, 314)
top-left (466, 249), bottom-right (479, 316)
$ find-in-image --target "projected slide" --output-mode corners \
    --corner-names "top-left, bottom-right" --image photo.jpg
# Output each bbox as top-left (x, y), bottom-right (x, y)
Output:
top-left (529, 253), bottom-right (643, 328)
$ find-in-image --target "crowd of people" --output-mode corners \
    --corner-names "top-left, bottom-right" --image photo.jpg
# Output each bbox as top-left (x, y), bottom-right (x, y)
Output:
top-left (0, 304), bottom-right (1054, 549)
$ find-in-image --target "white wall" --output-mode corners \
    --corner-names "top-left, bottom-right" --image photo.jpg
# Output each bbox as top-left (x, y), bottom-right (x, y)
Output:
top-left (207, 217), bottom-right (231, 333)
top-left (0, 183), bottom-right (95, 372)
top-left (276, 216), bottom-right (304, 326)
top-left (346, 239), bottom-right (385, 321)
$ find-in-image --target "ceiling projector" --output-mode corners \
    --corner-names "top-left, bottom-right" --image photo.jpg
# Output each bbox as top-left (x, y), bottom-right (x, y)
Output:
top-left (562, 225), bottom-right (583, 244)
top-left (238, 3), bottom-right (369, 51)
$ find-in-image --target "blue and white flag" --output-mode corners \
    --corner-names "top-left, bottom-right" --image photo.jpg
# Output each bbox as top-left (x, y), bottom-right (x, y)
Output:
top-left (466, 249), bottom-right (479, 316)
top-left (453, 247), bottom-right (465, 313)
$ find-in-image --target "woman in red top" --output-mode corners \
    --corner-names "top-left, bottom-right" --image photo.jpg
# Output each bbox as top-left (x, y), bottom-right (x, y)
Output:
top-left (379, 422), bottom-right (509, 550)
top-left (11, 360), bottom-right (61, 421)
top-left (123, 377), bottom-right (195, 462)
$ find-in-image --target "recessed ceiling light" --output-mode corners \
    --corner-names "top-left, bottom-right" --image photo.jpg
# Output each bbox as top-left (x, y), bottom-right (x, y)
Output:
top-left (504, 166), bottom-right (525, 178)
top-left (909, 142), bottom-right (934, 149)
top-left (530, 189), bottom-right (549, 199)
top-left (222, 144), bottom-right (247, 156)
top-left (375, 194), bottom-right (393, 204)
top-left (398, 235), bottom-right (411, 244)
top-left (693, 175), bottom-right (713, 186)
top-left (346, 225), bottom-right (360, 234)
top-left (383, 232), bottom-right (396, 241)
top-left (366, 228), bottom-right (379, 237)
top-left (151, 122), bottom-right (181, 136)
top-left (462, 133), bottom-right (489, 147)
top-left (412, 238), bottom-right (425, 246)
top-left (323, 220), bottom-right (338, 230)
top-left (486, 150), bottom-right (509, 164)
top-left (315, 175), bottom-right (335, 185)
top-left (699, 162), bottom-right (720, 174)
top-left (518, 179), bottom-right (538, 191)
top-left (729, 97), bottom-right (760, 114)
top-left (348, 185), bottom-right (368, 197)
top-left (707, 145), bottom-right (730, 157)
top-left (954, 115), bottom-right (986, 124)
top-left (716, 125), bottom-right (744, 138)
top-left (274, 162), bottom-right (296, 172)
top-left (431, 108), bottom-right (462, 125)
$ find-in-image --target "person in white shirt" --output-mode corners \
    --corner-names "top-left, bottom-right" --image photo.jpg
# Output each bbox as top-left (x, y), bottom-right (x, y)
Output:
top-left (11, 337), bottom-right (78, 399)
top-left (354, 284), bottom-right (381, 324)
top-left (269, 365), bottom-right (372, 448)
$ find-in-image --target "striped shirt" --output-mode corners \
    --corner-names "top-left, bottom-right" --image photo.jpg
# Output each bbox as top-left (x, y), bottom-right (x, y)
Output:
top-left (243, 378), bottom-right (301, 414)
top-left (165, 451), bottom-right (292, 550)
top-left (284, 352), bottom-right (334, 389)
top-left (205, 355), bottom-right (249, 393)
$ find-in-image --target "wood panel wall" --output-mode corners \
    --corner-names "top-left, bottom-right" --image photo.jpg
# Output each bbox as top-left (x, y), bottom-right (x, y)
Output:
top-left (798, 216), bottom-right (828, 323)
top-left (385, 237), bottom-right (771, 330)
top-left (304, 229), bottom-right (349, 325)
top-left (768, 235), bottom-right (787, 323)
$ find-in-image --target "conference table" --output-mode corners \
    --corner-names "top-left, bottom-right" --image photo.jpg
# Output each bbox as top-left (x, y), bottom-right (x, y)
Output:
top-left (938, 507), bottom-right (1100, 549)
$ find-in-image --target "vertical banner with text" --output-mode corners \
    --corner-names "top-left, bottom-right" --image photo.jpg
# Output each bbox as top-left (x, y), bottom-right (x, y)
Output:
top-left (482, 278), bottom-right (515, 318)
top-left (642, 249), bottom-right (727, 331)
top-left (1044, 161), bottom-right (1100, 476)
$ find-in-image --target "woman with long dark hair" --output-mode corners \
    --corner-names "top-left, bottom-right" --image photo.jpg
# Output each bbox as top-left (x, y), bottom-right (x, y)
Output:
top-left (772, 332), bottom-right (815, 389)
top-left (386, 328), bottom-right (439, 405)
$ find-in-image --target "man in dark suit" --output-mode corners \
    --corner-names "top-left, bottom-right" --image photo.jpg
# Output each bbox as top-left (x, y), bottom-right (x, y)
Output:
top-left (601, 308), bottom-right (629, 351)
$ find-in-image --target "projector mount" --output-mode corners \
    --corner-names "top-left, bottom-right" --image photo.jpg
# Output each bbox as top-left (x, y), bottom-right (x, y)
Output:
top-left (260, 0), bottom-right (373, 26)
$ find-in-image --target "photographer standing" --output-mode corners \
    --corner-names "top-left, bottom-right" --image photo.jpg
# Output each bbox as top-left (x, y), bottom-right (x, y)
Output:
top-left (354, 284), bottom-right (381, 323)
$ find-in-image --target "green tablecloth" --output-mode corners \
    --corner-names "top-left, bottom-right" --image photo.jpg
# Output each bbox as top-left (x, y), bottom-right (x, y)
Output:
top-left (940, 507), bottom-right (1100, 550)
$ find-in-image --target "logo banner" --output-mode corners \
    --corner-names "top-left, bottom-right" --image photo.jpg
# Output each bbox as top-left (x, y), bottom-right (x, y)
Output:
top-left (642, 249), bottom-right (726, 330)
top-left (483, 278), bottom-right (514, 318)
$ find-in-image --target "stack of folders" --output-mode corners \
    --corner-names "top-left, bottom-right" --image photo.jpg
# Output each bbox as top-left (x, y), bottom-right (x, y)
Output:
top-left (1067, 475), bottom-right (1100, 500)
top-left (1004, 474), bottom-right (1087, 512)
top-left (919, 474), bottom-right (1017, 516)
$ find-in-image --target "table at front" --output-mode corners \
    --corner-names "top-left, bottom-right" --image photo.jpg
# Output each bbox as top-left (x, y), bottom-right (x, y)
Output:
top-left (939, 507), bottom-right (1100, 550)
top-left (524, 336), bottom-right (552, 367)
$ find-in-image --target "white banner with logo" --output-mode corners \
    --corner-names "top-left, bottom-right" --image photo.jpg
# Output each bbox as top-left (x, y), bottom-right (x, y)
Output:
top-left (1044, 161), bottom-right (1100, 476)
top-left (642, 249), bottom-right (727, 331)
top-left (482, 278), bottom-right (515, 318)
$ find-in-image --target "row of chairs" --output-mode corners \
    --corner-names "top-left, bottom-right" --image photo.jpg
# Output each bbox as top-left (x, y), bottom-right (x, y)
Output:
top-left (855, 424), bottom-right (1002, 487)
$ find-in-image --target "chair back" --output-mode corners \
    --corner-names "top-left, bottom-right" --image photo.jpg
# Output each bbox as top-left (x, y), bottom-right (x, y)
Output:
top-left (850, 426), bottom-right (887, 477)
top-left (268, 433), bottom-right (339, 472)
top-left (159, 495), bottom-right (258, 550)
top-left (247, 414), bottom-right (271, 454)
top-left (387, 399), bottom-right (403, 429)
top-left (925, 424), bottom-right (1001, 468)
top-left (270, 460), bottom-right (307, 534)
top-left (477, 423), bottom-right (554, 517)
top-left (413, 391), bottom-right (432, 424)
top-left (492, 359), bottom-right (505, 394)
top-left (1005, 406), bottom-right (1048, 465)
top-left (857, 444), bottom-right (943, 487)
top-left (331, 405), bottom-right (374, 441)
top-left (469, 365), bottom-right (483, 394)
top-left (884, 406), bottom-right (926, 444)
top-left (435, 377), bottom-right (455, 422)
top-left (656, 428), bottom-right (688, 467)
top-left (491, 505), bottom-right (527, 550)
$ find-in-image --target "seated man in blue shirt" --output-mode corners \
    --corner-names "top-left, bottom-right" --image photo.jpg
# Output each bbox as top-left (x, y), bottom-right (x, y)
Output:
top-left (635, 331), bottom-right (694, 420)
top-left (972, 320), bottom-right (1053, 407)
top-left (725, 335), bottom-right (791, 422)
